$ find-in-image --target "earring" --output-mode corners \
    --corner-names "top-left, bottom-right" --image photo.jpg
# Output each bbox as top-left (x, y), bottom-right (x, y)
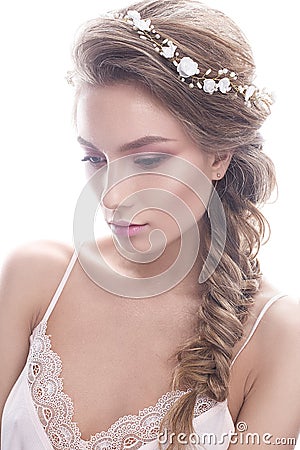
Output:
top-left (217, 173), bottom-right (221, 178)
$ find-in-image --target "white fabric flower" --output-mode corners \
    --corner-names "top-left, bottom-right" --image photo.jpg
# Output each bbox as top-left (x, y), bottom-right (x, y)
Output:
top-left (126, 10), bottom-right (151, 31)
top-left (203, 79), bottom-right (217, 94)
top-left (135, 18), bottom-right (151, 31)
top-left (126, 10), bottom-right (141, 20)
top-left (244, 85), bottom-right (256, 102)
top-left (176, 57), bottom-right (199, 78)
top-left (161, 41), bottom-right (177, 59)
top-left (217, 77), bottom-right (231, 94)
top-left (253, 90), bottom-right (273, 112)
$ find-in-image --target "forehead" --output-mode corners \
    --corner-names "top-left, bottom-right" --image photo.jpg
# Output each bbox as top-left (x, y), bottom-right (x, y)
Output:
top-left (75, 83), bottom-right (189, 149)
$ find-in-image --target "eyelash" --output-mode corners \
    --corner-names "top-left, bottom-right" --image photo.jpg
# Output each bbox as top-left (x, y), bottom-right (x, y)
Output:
top-left (81, 154), bottom-right (169, 169)
top-left (81, 155), bottom-right (105, 165)
top-left (134, 155), bottom-right (169, 169)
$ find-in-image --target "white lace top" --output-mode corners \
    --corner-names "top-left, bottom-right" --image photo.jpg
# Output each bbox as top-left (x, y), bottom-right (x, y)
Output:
top-left (1, 250), bottom-right (287, 450)
top-left (27, 320), bottom-right (220, 450)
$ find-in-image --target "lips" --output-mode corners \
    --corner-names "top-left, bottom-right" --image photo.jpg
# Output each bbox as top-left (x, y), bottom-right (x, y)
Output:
top-left (108, 220), bottom-right (145, 227)
top-left (107, 220), bottom-right (149, 237)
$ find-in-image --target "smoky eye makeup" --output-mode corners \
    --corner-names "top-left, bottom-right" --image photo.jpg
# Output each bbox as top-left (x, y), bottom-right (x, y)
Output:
top-left (81, 151), bottom-right (171, 169)
top-left (133, 153), bottom-right (171, 169)
top-left (81, 155), bottom-right (106, 165)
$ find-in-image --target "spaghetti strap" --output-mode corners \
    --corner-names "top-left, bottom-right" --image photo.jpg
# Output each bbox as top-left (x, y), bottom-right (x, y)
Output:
top-left (230, 293), bottom-right (288, 368)
top-left (41, 250), bottom-right (78, 323)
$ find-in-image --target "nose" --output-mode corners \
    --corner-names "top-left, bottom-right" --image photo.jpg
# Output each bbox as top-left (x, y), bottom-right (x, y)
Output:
top-left (101, 181), bottom-right (128, 211)
top-left (99, 162), bottom-right (134, 211)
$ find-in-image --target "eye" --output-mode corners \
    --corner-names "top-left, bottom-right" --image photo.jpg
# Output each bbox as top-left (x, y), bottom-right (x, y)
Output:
top-left (81, 155), bottom-right (106, 166)
top-left (133, 154), bottom-right (170, 169)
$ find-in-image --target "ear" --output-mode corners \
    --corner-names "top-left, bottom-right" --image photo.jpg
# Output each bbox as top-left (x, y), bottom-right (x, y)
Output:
top-left (211, 151), bottom-right (233, 181)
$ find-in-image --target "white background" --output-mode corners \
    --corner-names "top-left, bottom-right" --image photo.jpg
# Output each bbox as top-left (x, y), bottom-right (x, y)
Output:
top-left (0, 0), bottom-right (299, 446)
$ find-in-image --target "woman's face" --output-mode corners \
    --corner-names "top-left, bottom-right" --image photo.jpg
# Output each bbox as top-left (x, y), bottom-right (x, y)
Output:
top-left (76, 83), bottom-right (222, 256)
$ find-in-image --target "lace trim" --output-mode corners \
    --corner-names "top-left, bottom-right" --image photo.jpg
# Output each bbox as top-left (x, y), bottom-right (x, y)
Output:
top-left (27, 321), bottom-right (218, 450)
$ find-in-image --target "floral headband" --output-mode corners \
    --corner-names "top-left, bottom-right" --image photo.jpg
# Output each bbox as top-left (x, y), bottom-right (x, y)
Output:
top-left (110, 10), bottom-right (273, 111)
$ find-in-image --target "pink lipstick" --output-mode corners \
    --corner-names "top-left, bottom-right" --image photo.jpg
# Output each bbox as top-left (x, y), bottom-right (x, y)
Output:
top-left (108, 221), bottom-right (149, 237)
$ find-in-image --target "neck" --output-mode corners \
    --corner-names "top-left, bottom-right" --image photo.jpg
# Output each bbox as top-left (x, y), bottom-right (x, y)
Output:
top-left (98, 221), bottom-right (206, 300)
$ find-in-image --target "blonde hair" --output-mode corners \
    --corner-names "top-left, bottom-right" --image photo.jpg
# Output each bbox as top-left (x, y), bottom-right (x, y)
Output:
top-left (68, 1), bottom-right (276, 447)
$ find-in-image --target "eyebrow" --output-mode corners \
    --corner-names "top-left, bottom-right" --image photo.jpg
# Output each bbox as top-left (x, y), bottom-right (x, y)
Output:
top-left (77, 135), bottom-right (177, 153)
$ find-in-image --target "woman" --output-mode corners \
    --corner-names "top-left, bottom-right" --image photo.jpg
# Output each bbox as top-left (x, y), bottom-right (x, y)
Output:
top-left (0, 0), bottom-right (299, 449)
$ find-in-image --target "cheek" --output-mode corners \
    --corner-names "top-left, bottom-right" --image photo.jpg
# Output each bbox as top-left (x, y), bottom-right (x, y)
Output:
top-left (157, 177), bottom-right (209, 221)
top-left (135, 177), bottom-right (208, 242)
top-left (99, 168), bottom-right (211, 230)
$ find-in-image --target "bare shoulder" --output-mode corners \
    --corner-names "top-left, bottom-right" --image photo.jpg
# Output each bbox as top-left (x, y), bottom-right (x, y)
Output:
top-left (249, 275), bottom-right (299, 326)
top-left (249, 277), bottom-right (300, 374)
top-left (231, 276), bottom-right (298, 377)
top-left (0, 239), bottom-right (74, 331)
top-left (230, 285), bottom-right (300, 441)
top-left (228, 278), bottom-right (300, 428)
top-left (0, 239), bottom-right (73, 285)
top-left (256, 292), bottom-right (300, 359)
top-left (254, 275), bottom-right (299, 335)
top-left (0, 240), bottom-right (75, 411)
top-left (262, 293), bottom-right (299, 327)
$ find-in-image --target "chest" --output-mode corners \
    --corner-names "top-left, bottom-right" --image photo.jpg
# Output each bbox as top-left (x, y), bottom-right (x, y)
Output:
top-left (38, 288), bottom-right (202, 440)
top-left (27, 321), bottom-right (224, 449)
top-left (30, 280), bottom-right (246, 443)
